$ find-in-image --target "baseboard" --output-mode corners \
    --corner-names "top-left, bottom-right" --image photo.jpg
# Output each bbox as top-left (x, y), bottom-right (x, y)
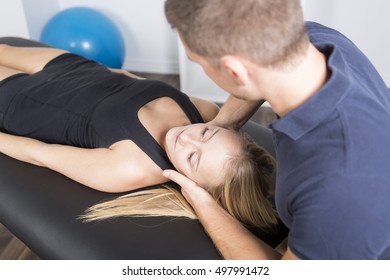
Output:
top-left (123, 57), bottom-right (179, 74)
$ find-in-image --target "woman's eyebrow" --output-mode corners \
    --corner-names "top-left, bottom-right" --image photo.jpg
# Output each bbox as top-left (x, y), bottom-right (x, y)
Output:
top-left (195, 129), bottom-right (220, 172)
top-left (208, 128), bottom-right (220, 141)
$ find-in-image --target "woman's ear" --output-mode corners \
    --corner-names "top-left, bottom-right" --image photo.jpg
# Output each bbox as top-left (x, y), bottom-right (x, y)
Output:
top-left (220, 55), bottom-right (249, 86)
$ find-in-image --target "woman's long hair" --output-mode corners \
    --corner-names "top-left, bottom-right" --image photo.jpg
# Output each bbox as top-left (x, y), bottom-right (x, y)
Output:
top-left (80, 133), bottom-right (277, 231)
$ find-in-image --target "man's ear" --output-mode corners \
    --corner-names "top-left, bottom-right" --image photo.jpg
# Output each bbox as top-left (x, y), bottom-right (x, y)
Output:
top-left (220, 55), bottom-right (249, 86)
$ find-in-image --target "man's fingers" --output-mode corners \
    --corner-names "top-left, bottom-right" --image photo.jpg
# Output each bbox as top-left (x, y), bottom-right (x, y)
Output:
top-left (163, 170), bottom-right (217, 211)
top-left (163, 169), bottom-right (197, 190)
top-left (163, 169), bottom-right (200, 205)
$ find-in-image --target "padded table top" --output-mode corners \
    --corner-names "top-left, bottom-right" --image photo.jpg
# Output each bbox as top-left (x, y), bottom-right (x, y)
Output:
top-left (0, 37), bottom-right (287, 259)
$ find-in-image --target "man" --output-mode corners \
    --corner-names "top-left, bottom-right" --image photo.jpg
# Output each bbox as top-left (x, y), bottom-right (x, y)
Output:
top-left (163, 0), bottom-right (390, 259)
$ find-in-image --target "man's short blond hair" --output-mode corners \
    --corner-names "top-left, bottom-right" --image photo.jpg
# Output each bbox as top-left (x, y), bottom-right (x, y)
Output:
top-left (165, 0), bottom-right (309, 68)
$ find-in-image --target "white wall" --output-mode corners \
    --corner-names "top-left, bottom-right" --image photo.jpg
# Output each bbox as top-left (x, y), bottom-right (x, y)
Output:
top-left (303, 0), bottom-right (390, 86)
top-left (0, 0), bottom-right (29, 37)
top-left (57, 0), bottom-right (178, 73)
top-left (1, 1), bottom-right (389, 83)
top-left (16, 0), bottom-right (179, 74)
top-left (22, 0), bottom-right (60, 40)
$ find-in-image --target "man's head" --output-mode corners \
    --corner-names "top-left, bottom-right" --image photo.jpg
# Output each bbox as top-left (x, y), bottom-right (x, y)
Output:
top-left (165, 0), bottom-right (308, 68)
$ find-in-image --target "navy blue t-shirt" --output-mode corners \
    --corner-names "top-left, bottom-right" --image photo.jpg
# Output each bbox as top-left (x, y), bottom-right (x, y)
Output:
top-left (271, 22), bottom-right (390, 259)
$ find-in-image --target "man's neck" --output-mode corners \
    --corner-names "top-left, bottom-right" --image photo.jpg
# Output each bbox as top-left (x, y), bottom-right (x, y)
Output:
top-left (266, 44), bottom-right (330, 117)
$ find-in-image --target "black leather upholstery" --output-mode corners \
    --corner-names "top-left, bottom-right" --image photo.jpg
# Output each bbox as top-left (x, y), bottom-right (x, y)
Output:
top-left (0, 37), bottom-right (287, 259)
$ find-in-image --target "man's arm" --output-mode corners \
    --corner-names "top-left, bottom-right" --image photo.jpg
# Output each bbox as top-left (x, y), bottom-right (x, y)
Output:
top-left (210, 96), bottom-right (265, 130)
top-left (197, 196), bottom-right (281, 259)
top-left (163, 170), bottom-right (296, 259)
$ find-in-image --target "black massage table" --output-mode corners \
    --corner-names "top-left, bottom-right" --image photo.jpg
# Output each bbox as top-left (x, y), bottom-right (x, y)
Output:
top-left (0, 37), bottom-right (288, 259)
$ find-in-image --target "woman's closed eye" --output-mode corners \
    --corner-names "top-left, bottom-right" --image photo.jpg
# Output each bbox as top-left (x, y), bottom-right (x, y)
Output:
top-left (188, 152), bottom-right (195, 163)
top-left (187, 151), bottom-right (199, 170)
top-left (202, 127), bottom-right (220, 142)
top-left (189, 128), bottom-right (209, 165)
top-left (201, 127), bottom-right (209, 139)
top-left (187, 127), bottom-right (220, 170)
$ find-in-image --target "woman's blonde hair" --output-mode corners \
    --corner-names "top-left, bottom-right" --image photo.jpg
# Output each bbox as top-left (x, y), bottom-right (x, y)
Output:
top-left (211, 133), bottom-right (277, 229)
top-left (81, 133), bottom-right (277, 231)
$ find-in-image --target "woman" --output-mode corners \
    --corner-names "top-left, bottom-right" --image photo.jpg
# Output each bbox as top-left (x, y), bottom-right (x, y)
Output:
top-left (0, 44), bottom-right (277, 231)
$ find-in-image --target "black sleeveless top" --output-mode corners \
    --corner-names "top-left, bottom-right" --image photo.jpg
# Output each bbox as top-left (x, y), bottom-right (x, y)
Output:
top-left (0, 54), bottom-right (204, 170)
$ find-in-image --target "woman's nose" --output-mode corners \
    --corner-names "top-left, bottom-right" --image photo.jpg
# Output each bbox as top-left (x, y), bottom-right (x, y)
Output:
top-left (179, 133), bottom-right (198, 146)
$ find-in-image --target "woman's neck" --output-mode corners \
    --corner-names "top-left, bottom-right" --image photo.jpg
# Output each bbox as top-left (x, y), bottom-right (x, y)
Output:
top-left (138, 97), bottom-right (191, 148)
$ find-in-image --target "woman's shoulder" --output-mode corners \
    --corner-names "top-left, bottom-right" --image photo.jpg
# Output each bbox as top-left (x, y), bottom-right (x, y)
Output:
top-left (108, 140), bottom-right (170, 191)
top-left (189, 97), bottom-right (220, 122)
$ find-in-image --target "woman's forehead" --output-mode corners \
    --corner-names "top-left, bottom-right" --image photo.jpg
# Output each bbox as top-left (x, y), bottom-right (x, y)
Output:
top-left (195, 129), bottom-right (240, 186)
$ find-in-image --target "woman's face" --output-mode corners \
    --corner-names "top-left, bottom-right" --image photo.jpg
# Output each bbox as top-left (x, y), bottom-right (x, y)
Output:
top-left (164, 123), bottom-right (241, 187)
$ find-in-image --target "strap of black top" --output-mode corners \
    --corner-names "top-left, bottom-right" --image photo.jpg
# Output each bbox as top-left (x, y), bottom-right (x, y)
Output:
top-left (130, 81), bottom-right (204, 170)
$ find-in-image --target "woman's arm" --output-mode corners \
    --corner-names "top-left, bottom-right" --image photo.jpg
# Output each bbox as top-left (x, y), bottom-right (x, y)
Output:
top-left (109, 68), bottom-right (145, 80)
top-left (0, 132), bottom-right (154, 192)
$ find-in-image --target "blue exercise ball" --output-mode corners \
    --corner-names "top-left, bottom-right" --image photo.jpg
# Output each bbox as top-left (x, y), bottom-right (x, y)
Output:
top-left (41, 7), bottom-right (125, 68)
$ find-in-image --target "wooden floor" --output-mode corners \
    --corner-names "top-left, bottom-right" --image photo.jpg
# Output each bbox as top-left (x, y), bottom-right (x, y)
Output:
top-left (0, 72), bottom-right (276, 260)
top-left (0, 224), bottom-right (40, 260)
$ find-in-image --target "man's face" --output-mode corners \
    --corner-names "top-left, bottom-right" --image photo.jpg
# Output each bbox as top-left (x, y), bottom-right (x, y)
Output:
top-left (181, 38), bottom-right (248, 100)
top-left (180, 36), bottom-right (266, 103)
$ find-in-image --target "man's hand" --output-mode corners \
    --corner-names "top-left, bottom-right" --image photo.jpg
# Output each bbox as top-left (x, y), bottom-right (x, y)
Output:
top-left (162, 169), bottom-right (215, 211)
top-left (162, 169), bottom-right (286, 259)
